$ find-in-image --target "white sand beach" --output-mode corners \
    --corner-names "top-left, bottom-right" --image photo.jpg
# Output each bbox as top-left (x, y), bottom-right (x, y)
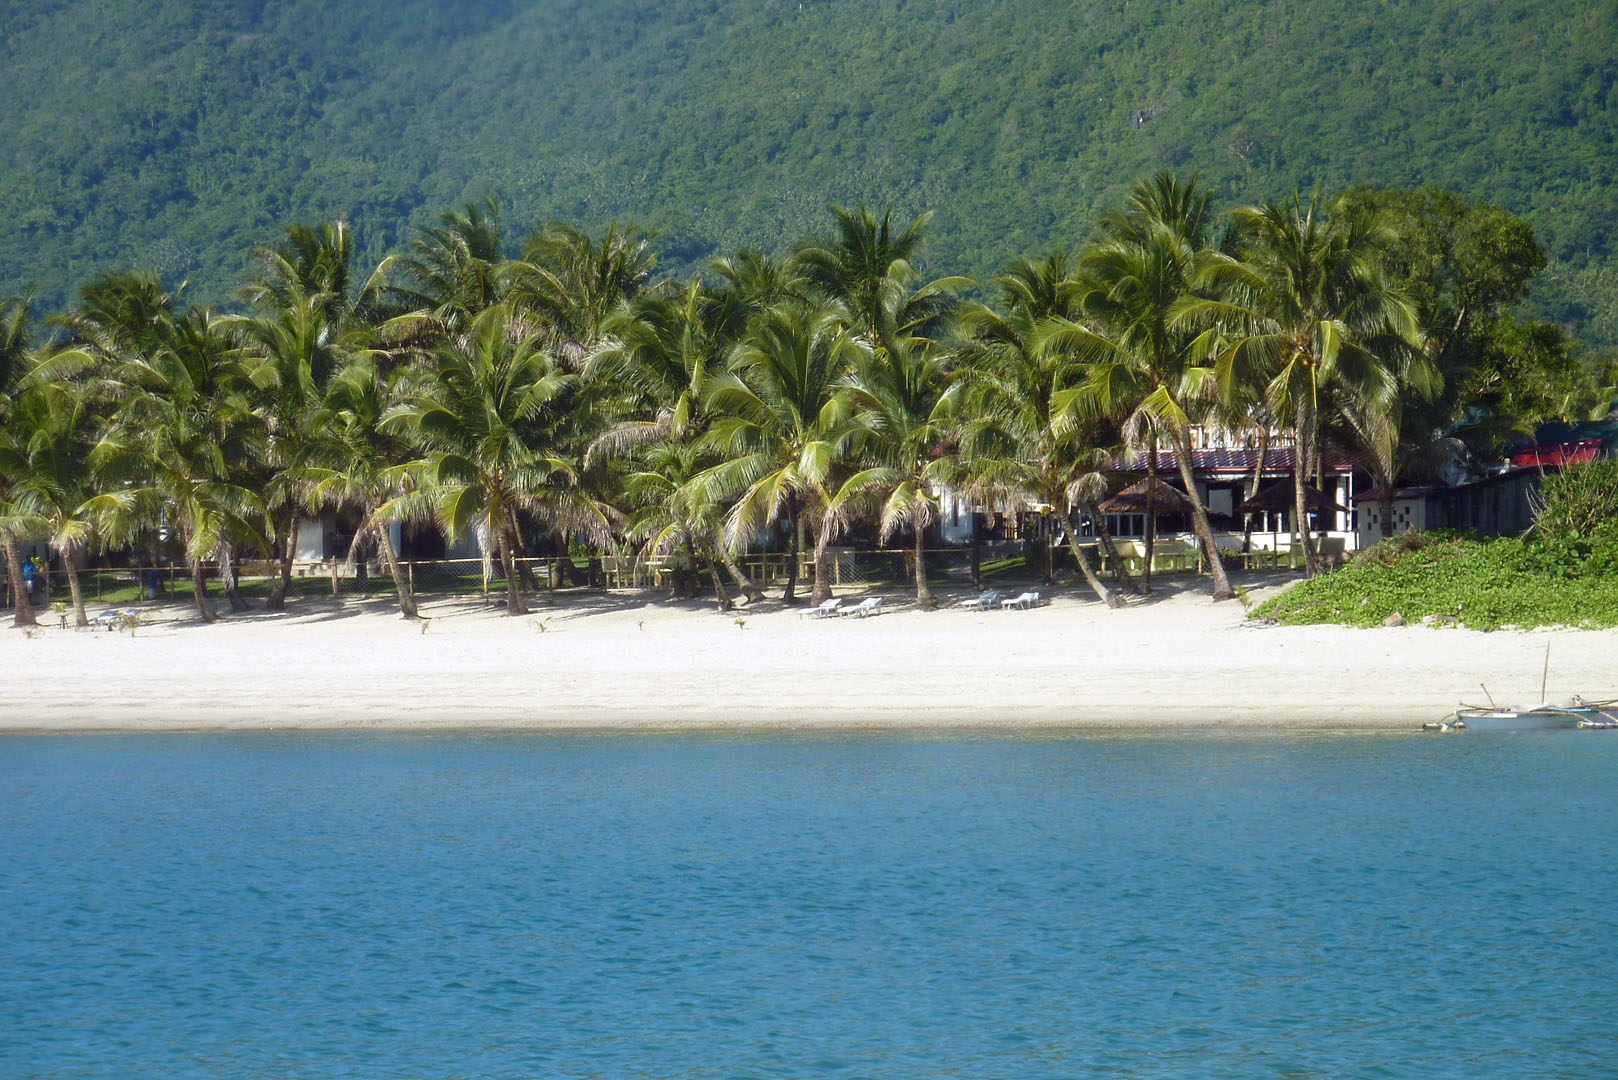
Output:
top-left (4, 575), bottom-right (1614, 731)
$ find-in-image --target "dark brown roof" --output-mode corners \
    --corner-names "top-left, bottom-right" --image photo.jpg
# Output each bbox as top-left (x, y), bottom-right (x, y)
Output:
top-left (1097, 478), bottom-right (1235, 521)
top-left (1240, 480), bottom-right (1348, 514)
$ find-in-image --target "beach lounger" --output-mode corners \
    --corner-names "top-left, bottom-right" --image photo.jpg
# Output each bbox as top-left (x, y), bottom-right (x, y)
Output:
top-left (1002, 591), bottom-right (1041, 610)
top-left (799, 597), bottom-right (843, 619)
top-left (959, 590), bottom-right (1002, 611)
top-left (839, 597), bottom-right (884, 618)
top-left (93, 608), bottom-right (140, 631)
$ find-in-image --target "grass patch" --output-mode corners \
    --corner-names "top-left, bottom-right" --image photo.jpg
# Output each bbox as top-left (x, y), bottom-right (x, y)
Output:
top-left (1252, 531), bottom-right (1618, 631)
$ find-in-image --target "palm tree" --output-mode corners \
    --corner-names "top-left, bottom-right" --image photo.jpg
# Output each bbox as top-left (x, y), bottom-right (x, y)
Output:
top-left (698, 303), bottom-right (864, 605)
top-left (91, 308), bottom-right (266, 622)
top-left (1057, 254), bottom-right (1234, 599)
top-left (587, 283), bottom-right (766, 603)
top-left (839, 334), bottom-right (960, 608)
top-left (394, 197), bottom-right (506, 335)
top-left (794, 204), bottom-right (968, 348)
top-left (1201, 191), bottom-right (1417, 576)
top-left (240, 221), bottom-right (392, 326)
top-left (710, 247), bottom-right (808, 318)
top-left (385, 305), bottom-right (615, 615)
top-left (504, 221), bottom-right (657, 363)
top-left (224, 288), bottom-right (352, 610)
top-left (0, 292), bottom-right (38, 625)
top-left (955, 294), bottom-right (1122, 608)
top-left (1049, 173), bottom-right (1237, 601)
top-left (302, 360), bottom-right (422, 618)
top-left (621, 440), bottom-right (737, 609)
top-left (0, 377), bottom-right (103, 626)
top-left (235, 221), bottom-right (400, 609)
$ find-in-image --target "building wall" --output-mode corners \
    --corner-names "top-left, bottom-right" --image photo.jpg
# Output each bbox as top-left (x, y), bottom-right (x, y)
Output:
top-left (1356, 498), bottom-right (1427, 548)
top-left (1426, 470), bottom-right (1543, 536)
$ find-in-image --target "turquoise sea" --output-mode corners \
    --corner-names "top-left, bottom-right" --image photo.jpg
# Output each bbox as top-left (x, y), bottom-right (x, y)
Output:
top-left (3, 732), bottom-right (1615, 1079)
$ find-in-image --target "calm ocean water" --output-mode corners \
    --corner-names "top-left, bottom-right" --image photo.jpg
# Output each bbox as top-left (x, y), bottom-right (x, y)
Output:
top-left (3, 731), bottom-right (1615, 1079)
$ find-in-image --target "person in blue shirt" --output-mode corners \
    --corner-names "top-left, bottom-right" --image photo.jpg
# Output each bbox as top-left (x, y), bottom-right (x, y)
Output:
top-left (22, 556), bottom-right (37, 599)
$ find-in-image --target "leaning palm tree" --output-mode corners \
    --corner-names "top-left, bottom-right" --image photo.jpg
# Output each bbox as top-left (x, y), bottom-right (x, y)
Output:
top-left (385, 305), bottom-right (615, 615)
top-left (955, 296), bottom-right (1122, 608)
top-left (838, 334), bottom-right (961, 608)
top-left (697, 303), bottom-right (865, 605)
top-left (1199, 190), bottom-right (1418, 576)
top-left (302, 360), bottom-right (423, 618)
top-left (1057, 228), bottom-right (1237, 601)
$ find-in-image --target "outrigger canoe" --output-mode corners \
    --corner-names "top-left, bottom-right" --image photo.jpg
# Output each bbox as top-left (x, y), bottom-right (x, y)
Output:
top-left (1425, 696), bottom-right (1618, 733)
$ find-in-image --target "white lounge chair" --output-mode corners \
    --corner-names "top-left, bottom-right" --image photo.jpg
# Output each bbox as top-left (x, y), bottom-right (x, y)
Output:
top-left (1002, 591), bottom-right (1041, 610)
top-left (799, 597), bottom-right (843, 619)
top-left (959, 590), bottom-right (1002, 611)
top-left (840, 596), bottom-right (884, 618)
top-left (93, 608), bottom-right (140, 631)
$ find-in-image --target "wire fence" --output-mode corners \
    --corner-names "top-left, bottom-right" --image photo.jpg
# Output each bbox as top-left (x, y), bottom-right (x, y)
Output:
top-left (3, 542), bottom-right (1299, 614)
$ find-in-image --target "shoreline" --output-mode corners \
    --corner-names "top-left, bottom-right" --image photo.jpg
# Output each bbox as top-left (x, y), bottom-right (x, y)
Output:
top-left (6, 575), bottom-right (1615, 733)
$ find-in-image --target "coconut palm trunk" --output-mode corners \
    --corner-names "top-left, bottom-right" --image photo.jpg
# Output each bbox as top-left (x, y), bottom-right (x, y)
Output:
top-left (1069, 534), bottom-right (1124, 608)
top-left (782, 503), bottom-right (801, 603)
top-left (809, 513), bottom-right (834, 606)
top-left (719, 551), bottom-right (766, 603)
top-left (189, 556), bottom-right (218, 623)
top-left (969, 514), bottom-right (982, 589)
top-left (4, 535), bottom-right (36, 627)
top-left (1292, 401), bottom-right (1324, 578)
top-left (373, 519), bottom-right (419, 619)
top-left (701, 546), bottom-right (734, 611)
top-left (265, 509), bottom-right (297, 611)
top-left (1242, 428), bottom-right (1269, 552)
top-left (912, 522), bottom-right (936, 608)
top-left (218, 539), bottom-right (251, 613)
top-left (498, 524), bottom-right (528, 615)
top-left (61, 544), bottom-right (88, 627)
top-left (1144, 433), bottom-right (1159, 588)
top-left (1378, 488), bottom-right (1397, 541)
top-left (1169, 431), bottom-right (1235, 600)
top-left (1079, 500), bottom-right (1145, 596)
top-left (1042, 513), bottom-right (1056, 585)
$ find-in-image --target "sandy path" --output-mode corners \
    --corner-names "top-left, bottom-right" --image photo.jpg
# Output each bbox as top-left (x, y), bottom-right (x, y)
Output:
top-left (4, 576), bottom-right (1614, 731)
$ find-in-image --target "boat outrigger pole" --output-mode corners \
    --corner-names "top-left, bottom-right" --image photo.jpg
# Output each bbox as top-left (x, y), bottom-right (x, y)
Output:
top-left (1542, 642), bottom-right (1552, 706)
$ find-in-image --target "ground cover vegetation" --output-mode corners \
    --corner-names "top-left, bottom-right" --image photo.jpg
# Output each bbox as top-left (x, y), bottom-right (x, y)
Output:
top-left (1, 0), bottom-right (1616, 356)
top-left (0, 174), bottom-right (1610, 630)
top-left (1253, 460), bottom-right (1618, 630)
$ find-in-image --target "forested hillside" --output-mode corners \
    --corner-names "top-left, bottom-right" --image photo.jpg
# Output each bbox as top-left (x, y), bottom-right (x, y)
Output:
top-left (2, 0), bottom-right (1615, 343)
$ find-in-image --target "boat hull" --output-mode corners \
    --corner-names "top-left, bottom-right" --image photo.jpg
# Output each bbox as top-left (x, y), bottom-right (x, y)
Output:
top-left (1452, 707), bottom-right (1601, 732)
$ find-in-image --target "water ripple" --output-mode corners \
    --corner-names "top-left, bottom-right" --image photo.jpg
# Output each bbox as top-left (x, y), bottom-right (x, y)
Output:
top-left (2, 732), bottom-right (1616, 1078)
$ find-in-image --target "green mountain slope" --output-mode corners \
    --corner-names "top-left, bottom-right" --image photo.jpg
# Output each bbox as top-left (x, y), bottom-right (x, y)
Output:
top-left (2, 0), bottom-right (1615, 342)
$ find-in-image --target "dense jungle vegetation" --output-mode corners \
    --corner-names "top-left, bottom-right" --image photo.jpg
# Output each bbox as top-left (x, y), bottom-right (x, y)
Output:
top-left (2, 0), bottom-right (1616, 349)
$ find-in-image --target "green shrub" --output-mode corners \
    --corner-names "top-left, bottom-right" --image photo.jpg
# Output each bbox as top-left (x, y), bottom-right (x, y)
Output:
top-left (1529, 459), bottom-right (1618, 549)
top-left (1252, 532), bottom-right (1618, 630)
